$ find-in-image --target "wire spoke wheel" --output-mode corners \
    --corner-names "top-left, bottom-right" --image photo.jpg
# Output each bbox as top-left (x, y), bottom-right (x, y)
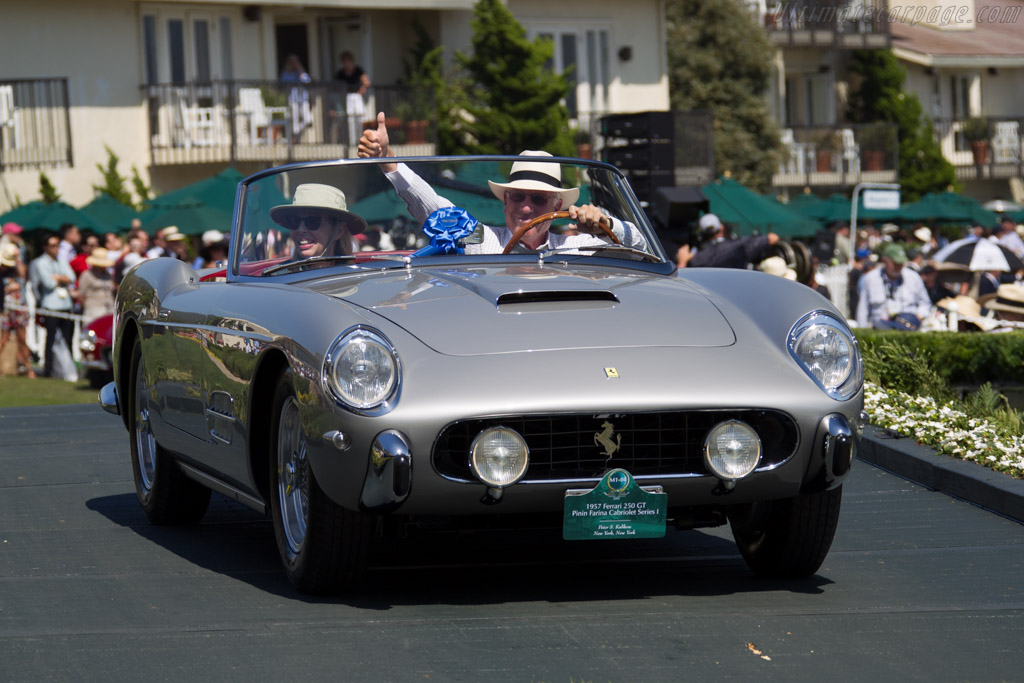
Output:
top-left (276, 395), bottom-right (309, 556)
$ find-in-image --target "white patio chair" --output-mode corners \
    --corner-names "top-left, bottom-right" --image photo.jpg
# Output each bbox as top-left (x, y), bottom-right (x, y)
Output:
top-left (779, 128), bottom-right (806, 175)
top-left (840, 128), bottom-right (860, 175)
top-left (0, 85), bottom-right (18, 149)
top-left (991, 121), bottom-right (1021, 163)
top-left (237, 87), bottom-right (270, 144)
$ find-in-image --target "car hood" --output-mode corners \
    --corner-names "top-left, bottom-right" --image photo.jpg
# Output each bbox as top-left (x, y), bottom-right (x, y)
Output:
top-left (306, 264), bottom-right (735, 355)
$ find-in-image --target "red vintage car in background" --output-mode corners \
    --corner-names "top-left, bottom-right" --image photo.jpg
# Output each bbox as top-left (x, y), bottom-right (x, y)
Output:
top-left (79, 314), bottom-right (114, 388)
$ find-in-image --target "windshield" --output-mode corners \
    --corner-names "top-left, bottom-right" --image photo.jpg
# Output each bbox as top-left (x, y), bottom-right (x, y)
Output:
top-left (234, 156), bottom-right (666, 277)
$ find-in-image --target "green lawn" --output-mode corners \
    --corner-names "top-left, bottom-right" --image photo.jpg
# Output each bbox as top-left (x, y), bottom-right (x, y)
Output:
top-left (0, 375), bottom-right (101, 408)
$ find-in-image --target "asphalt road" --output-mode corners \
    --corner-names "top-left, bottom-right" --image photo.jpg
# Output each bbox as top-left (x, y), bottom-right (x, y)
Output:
top-left (1, 404), bottom-right (1021, 682)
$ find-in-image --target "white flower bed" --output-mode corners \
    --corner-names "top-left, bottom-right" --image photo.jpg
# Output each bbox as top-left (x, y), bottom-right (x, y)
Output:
top-left (865, 381), bottom-right (1024, 479)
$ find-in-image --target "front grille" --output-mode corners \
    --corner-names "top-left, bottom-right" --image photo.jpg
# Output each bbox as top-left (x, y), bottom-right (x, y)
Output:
top-left (433, 410), bottom-right (798, 482)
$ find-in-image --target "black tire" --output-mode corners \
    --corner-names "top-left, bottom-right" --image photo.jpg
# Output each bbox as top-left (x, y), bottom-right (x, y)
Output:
top-left (128, 338), bottom-right (211, 525)
top-left (269, 368), bottom-right (371, 594)
top-left (728, 485), bottom-right (842, 578)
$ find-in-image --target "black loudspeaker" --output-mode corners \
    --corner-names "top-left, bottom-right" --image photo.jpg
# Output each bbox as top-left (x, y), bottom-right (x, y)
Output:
top-left (651, 186), bottom-right (709, 230)
top-left (603, 140), bottom-right (674, 171)
top-left (243, 5), bottom-right (261, 21)
top-left (600, 111), bottom-right (674, 141)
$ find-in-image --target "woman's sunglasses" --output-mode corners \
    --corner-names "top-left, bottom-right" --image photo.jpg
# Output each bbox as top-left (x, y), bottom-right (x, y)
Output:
top-left (285, 214), bottom-right (336, 230)
top-left (507, 191), bottom-right (553, 207)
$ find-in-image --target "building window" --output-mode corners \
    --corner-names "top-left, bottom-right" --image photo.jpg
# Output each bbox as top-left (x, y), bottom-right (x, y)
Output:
top-left (528, 22), bottom-right (611, 124)
top-left (141, 7), bottom-right (235, 83)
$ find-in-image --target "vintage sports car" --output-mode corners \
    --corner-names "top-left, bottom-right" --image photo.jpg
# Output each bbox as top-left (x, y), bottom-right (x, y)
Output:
top-left (100, 154), bottom-right (864, 594)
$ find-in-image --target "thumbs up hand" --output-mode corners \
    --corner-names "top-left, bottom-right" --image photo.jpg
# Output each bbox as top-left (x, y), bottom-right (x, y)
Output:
top-left (358, 111), bottom-right (391, 159)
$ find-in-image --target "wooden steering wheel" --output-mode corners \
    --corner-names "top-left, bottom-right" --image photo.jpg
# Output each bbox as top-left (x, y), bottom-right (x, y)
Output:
top-left (502, 210), bottom-right (621, 255)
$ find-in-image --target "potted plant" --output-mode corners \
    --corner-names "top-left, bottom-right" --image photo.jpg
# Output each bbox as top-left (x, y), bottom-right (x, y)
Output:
top-left (575, 128), bottom-right (593, 159)
top-left (859, 124), bottom-right (891, 171)
top-left (813, 130), bottom-right (839, 172)
top-left (961, 117), bottom-right (990, 164)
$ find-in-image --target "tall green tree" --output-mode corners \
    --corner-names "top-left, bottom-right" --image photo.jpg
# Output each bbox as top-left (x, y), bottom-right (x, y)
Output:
top-left (93, 146), bottom-right (135, 208)
top-left (39, 172), bottom-right (60, 204)
top-left (666, 0), bottom-right (782, 193)
top-left (847, 50), bottom-right (957, 202)
top-left (443, 0), bottom-right (574, 157)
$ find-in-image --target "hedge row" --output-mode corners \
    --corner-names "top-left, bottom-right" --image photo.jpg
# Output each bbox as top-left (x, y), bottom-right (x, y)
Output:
top-left (854, 329), bottom-right (1024, 386)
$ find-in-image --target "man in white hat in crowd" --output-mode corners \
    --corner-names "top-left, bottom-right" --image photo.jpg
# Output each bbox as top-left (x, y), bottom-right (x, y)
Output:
top-left (357, 112), bottom-right (646, 254)
top-left (978, 283), bottom-right (1024, 332)
top-left (270, 183), bottom-right (367, 260)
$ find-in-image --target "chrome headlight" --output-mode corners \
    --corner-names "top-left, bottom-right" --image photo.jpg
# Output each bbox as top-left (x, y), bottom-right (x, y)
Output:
top-left (323, 327), bottom-right (399, 412)
top-left (704, 420), bottom-right (761, 480)
top-left (470, 427), bottom-right (529, 488)
top-left (788, 312), bottom-right (862, 400)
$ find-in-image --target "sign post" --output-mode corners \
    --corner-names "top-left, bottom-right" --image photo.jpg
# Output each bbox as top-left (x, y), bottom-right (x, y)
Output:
top-left (850, 182), bottom-right (900, 269)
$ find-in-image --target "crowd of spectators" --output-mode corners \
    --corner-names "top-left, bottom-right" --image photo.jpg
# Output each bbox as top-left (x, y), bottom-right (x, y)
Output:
top-left (0, 217), bottom-right (229, 379)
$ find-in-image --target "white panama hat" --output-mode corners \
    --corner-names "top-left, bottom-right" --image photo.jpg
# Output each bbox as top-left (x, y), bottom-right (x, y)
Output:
top-left (270, 183), bottom-right (367, 234)
top-left (758, 255), bottom-right (797, 280)
top-left (487, 151), bottom-right (580, 206)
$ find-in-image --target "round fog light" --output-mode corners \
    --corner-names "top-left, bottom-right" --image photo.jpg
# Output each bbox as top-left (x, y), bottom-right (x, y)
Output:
top-left (470, 427), bottom-right (529, 488)
top-left (704, 420), bottom-right (761, 480)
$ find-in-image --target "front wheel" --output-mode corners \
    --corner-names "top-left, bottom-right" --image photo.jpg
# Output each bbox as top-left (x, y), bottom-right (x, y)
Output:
top-left (128, 338), bottom-right (211, 525)
top-left (270, 368), bottom-right (371, 594)
top-left (728, 486), bottom-right (842, 578)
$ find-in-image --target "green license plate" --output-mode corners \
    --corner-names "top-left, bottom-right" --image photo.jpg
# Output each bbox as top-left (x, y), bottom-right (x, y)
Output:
top-left (563, 468), bottom-right (667, 540)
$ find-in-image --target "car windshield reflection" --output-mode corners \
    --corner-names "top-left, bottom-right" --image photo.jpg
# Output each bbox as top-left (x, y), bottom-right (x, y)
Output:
top-left (236, 156), bottom-right (664, 277)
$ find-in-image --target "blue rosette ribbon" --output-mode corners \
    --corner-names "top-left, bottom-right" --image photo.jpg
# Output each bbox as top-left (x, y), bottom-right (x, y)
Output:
top-left (411, 207), bottom-right (479, 257)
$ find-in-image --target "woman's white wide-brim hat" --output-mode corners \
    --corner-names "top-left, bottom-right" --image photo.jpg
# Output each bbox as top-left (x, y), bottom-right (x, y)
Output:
top-left (487, 151), bottom-right (580, 206)
top-left (271, 183), bottom-right (367, 234)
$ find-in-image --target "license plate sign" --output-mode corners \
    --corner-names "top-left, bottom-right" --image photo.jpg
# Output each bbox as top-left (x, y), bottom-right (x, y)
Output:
top-left (563, 469), bottom-right (667, 540)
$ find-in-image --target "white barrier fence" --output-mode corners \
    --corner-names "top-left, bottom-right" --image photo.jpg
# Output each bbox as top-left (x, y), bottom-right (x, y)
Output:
top-left (4, 287), bottom-right (87, 365)
top-left (816, 264), bottom-right (851, 319)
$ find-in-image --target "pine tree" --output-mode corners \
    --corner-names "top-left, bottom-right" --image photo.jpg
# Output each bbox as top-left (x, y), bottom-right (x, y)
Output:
top-left (93, 146), bottom-right (135, 208)
top-left (445, 0), bottom-right (574, 157)
top-left (847, 50), bottom-right (957, 202)
top-left (666, 0), bottom-right (782, 193)
top-left (39, 172), bottom-right (60, 204)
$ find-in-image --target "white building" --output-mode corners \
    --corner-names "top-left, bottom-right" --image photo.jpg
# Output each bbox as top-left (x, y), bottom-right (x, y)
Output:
top-left (0, 0), bottom-right (670, 214)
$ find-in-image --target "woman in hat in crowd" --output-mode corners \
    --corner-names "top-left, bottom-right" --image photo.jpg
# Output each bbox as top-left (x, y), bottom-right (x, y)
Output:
top-left (270, 183), bottom-right (367, 260)
top-left (0, 242), bottom-right (35, 378)
top-left (357, 112), bottom-right (646, 254)
top-left (77, 247), bottom-right (116, 323)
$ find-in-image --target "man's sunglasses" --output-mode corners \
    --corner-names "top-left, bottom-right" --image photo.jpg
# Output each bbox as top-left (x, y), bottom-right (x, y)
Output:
top-left (285, 214), bottom-right (336, 230)
top-left (507, 191), bottom-right (553, 207)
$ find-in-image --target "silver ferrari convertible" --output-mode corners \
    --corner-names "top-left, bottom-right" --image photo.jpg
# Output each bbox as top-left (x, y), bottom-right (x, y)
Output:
top-left (101, 154), bottom-right (864, 594)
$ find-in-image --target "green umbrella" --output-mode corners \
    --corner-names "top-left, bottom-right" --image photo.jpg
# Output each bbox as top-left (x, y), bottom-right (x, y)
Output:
top-left (0, 200), bottom-right (100, 231)
top-left (146, 167), bottom-right (246, 214)
top-left (793, 193), bottom-right (902, 224)
top-left (901, 191), bottom-right (999, 226)
top-left (700, 178), bottom-right (820, 238)
top-left (79, 194), bottom-right (140, 230)
top-left (139, 197), bottom-right (233, 236)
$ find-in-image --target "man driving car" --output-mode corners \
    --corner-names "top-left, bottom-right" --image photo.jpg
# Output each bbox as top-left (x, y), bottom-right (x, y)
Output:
top-left (357, 112), bottom-right (647, 254)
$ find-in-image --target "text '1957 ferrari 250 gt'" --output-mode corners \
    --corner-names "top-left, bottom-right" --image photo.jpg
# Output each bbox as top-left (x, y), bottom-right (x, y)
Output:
top-left (100, 152), bottom-right (864, 594)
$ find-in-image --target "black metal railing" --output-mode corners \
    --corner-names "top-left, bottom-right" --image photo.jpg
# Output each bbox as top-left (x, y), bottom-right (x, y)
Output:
top-left (0, 78), bottom-right (73, 172)
top-left (143, 80), bottom-right (437, 165)
top-left (764, 0), bottom-right (891, 48)
top-left (773, 122), bottom-right (899, 187)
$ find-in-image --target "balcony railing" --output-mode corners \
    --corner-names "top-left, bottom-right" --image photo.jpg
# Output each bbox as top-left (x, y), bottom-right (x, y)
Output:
top-left (144, 81), bottom-right (436, 166)
top-left (765, 0), bottom-right (890, 48)
top-left (933, 117), bottom-right (1024, 181)
top-left (0, 78), bottom-right (73, 172)
top-left (773, 123), bottom-right (899, 188)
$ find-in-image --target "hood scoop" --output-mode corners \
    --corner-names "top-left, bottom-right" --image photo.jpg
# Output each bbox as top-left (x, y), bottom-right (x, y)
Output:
top-left (496, 289), bottom-right (619, 312)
